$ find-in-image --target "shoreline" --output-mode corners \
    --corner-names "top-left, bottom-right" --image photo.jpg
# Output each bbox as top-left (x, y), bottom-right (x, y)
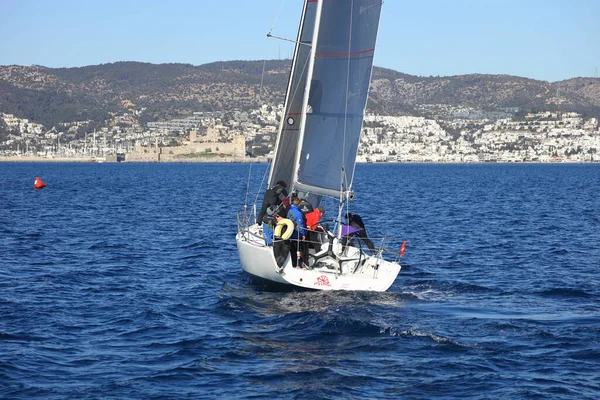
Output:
top-left (0, 156), bottom-right (266, 163)
top-left (1, 156), bottom-right (599, 164)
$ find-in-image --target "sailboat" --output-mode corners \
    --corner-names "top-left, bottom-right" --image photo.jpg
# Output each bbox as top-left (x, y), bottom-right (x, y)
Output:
top-left (236, 0), bottom-right (402, 291)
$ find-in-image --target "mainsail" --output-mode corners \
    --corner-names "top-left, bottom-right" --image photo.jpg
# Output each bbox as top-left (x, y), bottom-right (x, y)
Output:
top-left (269, 0), bottom-right (382, 200)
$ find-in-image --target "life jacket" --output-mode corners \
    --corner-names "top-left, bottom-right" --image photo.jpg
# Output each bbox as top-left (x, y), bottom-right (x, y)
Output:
top-left (305, 208), bottom-right (323, 231)
top-left (286, 204), bottom-right (307, 239)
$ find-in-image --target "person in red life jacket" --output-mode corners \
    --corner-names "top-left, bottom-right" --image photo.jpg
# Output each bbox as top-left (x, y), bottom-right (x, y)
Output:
top-left (286, 196), bottom-right (309, 268)
top-left (343, 212), bottom-right (376, 254)
top-left (256, 180), bottom-right (288, 225)
top-left (304, 205), bottom-right (325, 253)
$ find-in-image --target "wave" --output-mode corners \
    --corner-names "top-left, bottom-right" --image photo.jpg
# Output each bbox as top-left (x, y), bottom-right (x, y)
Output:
top-left (536, 287), bottom-right (593, 298)
top-left (384, 327), bottom-right (481, 349)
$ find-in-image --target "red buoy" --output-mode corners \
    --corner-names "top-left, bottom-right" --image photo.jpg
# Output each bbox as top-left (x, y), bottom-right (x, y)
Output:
top-left (33, 176), bottom-right (47, 189)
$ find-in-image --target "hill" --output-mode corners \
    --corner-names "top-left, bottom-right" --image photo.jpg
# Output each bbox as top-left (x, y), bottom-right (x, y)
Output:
top-left (1, 61), bottom-right (600, 127)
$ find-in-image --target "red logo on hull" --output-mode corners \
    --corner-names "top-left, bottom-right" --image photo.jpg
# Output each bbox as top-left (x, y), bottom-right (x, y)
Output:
top-left (315, 275), bottom-right (330, 287)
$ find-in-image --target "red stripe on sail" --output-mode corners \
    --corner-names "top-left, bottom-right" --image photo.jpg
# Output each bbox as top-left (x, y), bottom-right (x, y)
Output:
top-left (316, 48), bottom-right (375, 58)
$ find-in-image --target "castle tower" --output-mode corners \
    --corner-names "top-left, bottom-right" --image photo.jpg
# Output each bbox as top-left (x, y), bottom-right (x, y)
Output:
top-left (234, 135), bottom-right (246, 157)
top-left (206, 127), bottom-right (218, 141)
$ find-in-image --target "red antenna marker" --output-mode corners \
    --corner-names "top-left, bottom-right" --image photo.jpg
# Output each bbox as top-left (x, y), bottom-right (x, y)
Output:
top-left (33, 176), bottom-right (47, 189)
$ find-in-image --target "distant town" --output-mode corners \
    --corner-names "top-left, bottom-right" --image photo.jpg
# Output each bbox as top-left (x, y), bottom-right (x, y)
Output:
top-left (1, 104), bottom-right (599, 163)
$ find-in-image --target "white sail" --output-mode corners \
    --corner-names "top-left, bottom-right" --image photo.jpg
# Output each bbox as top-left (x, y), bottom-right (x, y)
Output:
top-left (268, 1), bottom-right (318, 191)
top-left (270, 0), bottom-right (382, 199)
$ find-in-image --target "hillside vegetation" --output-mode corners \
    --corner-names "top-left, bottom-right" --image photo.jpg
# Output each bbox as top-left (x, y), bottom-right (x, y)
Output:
top-left (1, 61), bottom-right (599, 127)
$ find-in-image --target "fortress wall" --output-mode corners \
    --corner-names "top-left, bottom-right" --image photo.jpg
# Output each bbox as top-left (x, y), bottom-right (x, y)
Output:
top-left (127, 133), bottom-right (245, 162)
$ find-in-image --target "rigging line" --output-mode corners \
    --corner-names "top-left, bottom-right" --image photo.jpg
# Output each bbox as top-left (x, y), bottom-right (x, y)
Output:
top-left (267, 33), bottom-right (312, 48)
top-left (244, 162), bottom-right (253, 207)
top-left (268, 0), bottom-right (287, 36)
top-left (266, 1), bottom-right (310, 53)
top-left (342, 169), bottom-right (350, 224)
top-left (271, 52), bottom-right (310, 187)
top-left (287, 53), bottom-right (311, 123)
top-left (341, 0), bottom-right (355, 228)
top-left (337, 177), bottom-right (345, 239)
top-left (269, 1), bottom-right (313, 191)
top-left (254, 163), bottom-right (271, 209)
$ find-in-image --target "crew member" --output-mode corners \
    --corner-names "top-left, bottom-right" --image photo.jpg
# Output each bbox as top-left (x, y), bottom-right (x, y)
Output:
top-left (286, 197), bottom-right (308, 268)
top-left (261, 207), bottom-right (277, 245)
top-left (305, 206), bottom-right (324, 252)
top-left (256, 180), bottom-right (288, 225)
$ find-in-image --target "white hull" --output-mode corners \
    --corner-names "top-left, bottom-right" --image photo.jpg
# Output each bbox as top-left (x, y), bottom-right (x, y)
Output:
top-left (236, 224), bottom-right (401, 291)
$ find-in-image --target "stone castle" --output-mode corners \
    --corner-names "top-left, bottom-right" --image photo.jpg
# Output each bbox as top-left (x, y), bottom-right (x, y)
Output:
top-left (126, 127), bottom-right (245, 162)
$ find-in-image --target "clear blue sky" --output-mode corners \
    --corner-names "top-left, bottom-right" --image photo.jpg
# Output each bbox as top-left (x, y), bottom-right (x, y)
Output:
top-left (1, 0), bottom-right (598, 82)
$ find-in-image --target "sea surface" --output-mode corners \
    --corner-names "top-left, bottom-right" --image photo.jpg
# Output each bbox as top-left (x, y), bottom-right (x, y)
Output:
top-left (1, 162), bottom-right (599, 399)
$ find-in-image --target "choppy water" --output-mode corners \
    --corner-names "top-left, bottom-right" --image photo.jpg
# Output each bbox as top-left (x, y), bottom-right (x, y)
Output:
top-left (1, 162), bottom-right (599, 399)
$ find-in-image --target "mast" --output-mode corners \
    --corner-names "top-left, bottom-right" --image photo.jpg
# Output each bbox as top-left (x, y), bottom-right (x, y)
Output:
top-left (292, 0), bottom-right (382, 199)
top-left (267, 1), bottom-right (312, 189)
top-left (292, 0), bottom-right (324, 194)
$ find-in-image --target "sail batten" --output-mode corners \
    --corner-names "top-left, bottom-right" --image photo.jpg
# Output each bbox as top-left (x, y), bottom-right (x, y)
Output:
top-left (315, 48), bottom-right (375, 57)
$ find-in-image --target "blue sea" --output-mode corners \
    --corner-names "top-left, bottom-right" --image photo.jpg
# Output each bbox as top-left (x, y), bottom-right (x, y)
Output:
top-left (1, 162), bottom-right (599, 399)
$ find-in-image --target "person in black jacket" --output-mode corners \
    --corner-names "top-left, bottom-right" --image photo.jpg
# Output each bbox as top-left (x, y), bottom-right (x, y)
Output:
top-left (343, 213), bottom-right (376, 253)
top-left (256, 180), bottom-right (288, 225)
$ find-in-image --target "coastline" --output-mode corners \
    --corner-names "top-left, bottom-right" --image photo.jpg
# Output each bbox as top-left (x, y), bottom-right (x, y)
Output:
top-left (2, 156), bottom-right (599, 164)
top-left (0, 156), bottom-right (266, 163)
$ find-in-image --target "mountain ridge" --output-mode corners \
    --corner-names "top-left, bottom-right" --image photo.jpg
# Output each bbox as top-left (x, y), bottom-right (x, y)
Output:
top-left (1, 60), bottom-right (599, 128)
